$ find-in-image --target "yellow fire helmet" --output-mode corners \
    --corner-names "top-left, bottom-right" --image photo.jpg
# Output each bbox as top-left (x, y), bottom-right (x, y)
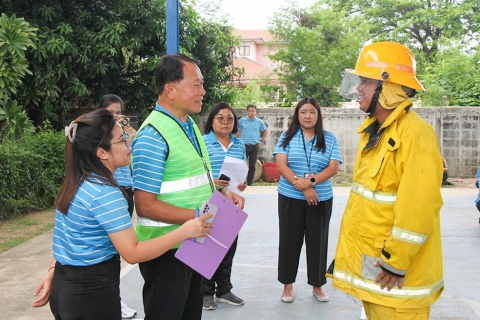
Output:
top-left (339, 41), bottom-right (426, 101)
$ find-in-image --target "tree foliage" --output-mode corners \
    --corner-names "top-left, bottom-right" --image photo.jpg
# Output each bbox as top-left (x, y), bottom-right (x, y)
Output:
top-left (0, 0), bottom-right (239, 129)
top-left (332, 0), bottom-right (480, 64)
top-left (270, 0), bottom-right (480, 106)
top-left (269, 1), bottom-right (370, 106)
top-left (0, 13), bottom-right (37, 141)
top-left (421, 47), bottom-right (480, 106)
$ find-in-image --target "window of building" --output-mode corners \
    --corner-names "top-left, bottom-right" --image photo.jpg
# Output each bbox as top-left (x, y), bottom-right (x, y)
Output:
top-left (239, 42), bottom-right (250, 56)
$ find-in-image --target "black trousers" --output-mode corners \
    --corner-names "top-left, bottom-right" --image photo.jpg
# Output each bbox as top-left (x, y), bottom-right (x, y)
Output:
top-left (50, 255), bottom-right (121, 320)
top-left (245, 144), bottom-right (260, 185)
top-left (277, 194), bottom-right (333, 287)
top-left (139, 249), bottom-right (203, 320)
top-left (203, 236), bottom-right (238, 296)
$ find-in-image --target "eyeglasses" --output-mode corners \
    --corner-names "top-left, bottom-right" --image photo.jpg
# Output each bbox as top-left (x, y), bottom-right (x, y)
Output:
top-left (111, 131), bottom-right (129, 148)
top-left (214, 116), bottom-right (235, 124)
top-left (111, 138), bottom-right (128, 148)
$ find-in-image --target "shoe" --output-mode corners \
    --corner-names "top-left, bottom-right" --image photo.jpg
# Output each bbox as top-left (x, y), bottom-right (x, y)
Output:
top-left (215, 291), bottom-right (244, 306)
top-left (442, 181), bottom-right (454, 185)
top-left (203, 294), bottom-right (216, 310)
top-left (121, 300), bottom-right (137, 319)
top-left (312, 289), bottom-right (329, 302)
top-left (281, 294), bottom-right (294, 303)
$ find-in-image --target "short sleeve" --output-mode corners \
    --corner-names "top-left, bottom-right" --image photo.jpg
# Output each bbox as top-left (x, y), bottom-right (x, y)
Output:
top-left (89, 187), bottom-right (132, 234)
top-left (273, 132), bottom-right (288, 156)
top-left (131, 125), bottom-right (168, 194)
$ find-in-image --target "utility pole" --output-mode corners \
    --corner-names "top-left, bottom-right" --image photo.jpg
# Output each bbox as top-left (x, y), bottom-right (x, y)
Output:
top-left (166, 0), bottom-right (179, 54)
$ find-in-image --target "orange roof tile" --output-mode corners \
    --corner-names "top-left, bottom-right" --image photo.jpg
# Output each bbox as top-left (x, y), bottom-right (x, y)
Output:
top-left (232, 29), bottom-right (274, 43)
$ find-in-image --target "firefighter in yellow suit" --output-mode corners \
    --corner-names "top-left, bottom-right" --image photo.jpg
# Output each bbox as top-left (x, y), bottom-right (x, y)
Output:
top-left (329, 42), bottom-right (444, 320)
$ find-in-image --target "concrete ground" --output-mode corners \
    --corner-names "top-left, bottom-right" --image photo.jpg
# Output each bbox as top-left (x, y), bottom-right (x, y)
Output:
top-left (1, 186), bottom-right (479, 320)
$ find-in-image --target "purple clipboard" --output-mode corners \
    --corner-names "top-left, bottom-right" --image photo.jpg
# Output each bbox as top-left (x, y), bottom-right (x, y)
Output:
top-left (175, 190), bottom-right (248, 279)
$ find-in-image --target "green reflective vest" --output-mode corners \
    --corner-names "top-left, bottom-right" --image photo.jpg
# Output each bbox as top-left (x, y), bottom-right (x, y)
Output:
top-left (135, 111), bottom-right (215, 247)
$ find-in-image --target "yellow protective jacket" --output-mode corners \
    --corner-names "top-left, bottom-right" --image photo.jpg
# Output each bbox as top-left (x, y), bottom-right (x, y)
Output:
top-left (329, 100), bottom-right (444, 308)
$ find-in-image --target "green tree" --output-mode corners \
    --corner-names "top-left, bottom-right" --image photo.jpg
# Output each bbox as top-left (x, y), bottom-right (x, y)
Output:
top-left (0, 13), bottom-right (37, 102)
top-left (269, 1), bottom-right (370, 106)
top-left (331, 0), bottom-right (480, 64)
top-left (271, 0), bottom-right (480, 106)
top-left (0, 13), bottom-right (37, 141)
top-left (0, 0), bottom-right (239, 128)
top-left (421, 47), bottom-right (480, 106)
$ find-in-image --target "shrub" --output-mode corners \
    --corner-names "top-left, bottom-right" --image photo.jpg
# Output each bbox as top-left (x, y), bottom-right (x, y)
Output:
top-left (0, 131), bottom-right (65, 219)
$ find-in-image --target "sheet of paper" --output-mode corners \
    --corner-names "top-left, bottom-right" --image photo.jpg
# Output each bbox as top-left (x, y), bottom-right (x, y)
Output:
top-left (219, 156), bottom-right (248, 194)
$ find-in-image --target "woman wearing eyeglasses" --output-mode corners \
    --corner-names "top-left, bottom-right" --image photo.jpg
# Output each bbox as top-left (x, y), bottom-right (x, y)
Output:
top-left (32, 109), bottom-right (213, 319)
top-left (274, 97), bottom-right (342, 304)
top-left (201, 102), bottom-right (246, 310)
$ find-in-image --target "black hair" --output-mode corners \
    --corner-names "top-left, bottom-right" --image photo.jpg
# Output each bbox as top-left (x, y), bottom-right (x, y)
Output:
top-left (280, 97), bottom-right (326, 153)
top-left (98, 94), bottom-right (124, 111)
top-left (55, 109), bottom-right (119, 214)
top-left (203, 102), bottom-right (239, 134)
top-left (155, 53), bottom-right (200, 95)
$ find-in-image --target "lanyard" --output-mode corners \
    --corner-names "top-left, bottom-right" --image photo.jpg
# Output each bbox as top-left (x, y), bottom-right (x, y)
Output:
top-left (301, 130), bottom-right (315, 173)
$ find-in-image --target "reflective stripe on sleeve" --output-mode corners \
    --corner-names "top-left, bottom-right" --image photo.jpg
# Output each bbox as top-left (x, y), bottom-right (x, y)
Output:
top-left (137, 217), bottom-right (173, 228)
top-left (333, 269), bottom-right (443, 299)
top-left (391, 226), bottom-right (428, 245)
top-left (352, 182), bottom-right (396, 204)
top-left (160, 172), bottom-right (212, 194)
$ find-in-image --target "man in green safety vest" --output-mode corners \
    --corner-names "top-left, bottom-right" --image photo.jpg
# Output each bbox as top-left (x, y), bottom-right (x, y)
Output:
top-left (131, 53), bottom-right (245, 320)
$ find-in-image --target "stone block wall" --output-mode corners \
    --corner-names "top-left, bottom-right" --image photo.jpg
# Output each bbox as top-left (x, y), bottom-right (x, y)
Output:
top-left (199, 106), bottom-right (480, 178)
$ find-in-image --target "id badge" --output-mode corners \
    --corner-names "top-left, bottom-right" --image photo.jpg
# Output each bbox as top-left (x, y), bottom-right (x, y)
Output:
top-left (304, 172), bottom-right (315, 178)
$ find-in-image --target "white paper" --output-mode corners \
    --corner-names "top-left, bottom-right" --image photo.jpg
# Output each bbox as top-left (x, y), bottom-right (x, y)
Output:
top-left (219, 156), bottom-right (249, 194)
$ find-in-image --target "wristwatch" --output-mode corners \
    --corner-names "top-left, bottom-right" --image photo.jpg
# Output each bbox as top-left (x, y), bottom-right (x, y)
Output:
top-left (261, 139), bottom-right (266, 144)
top-left (310, 177), bottom-right (316, 187)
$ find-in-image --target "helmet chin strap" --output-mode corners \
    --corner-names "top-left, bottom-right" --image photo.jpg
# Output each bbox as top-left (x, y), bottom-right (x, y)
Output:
top-left (367, 83), bottom-right (384, 117)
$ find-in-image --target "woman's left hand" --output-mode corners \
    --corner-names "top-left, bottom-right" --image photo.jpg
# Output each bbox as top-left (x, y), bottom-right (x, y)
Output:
top-left (303, 188), bottom-right (319, 206)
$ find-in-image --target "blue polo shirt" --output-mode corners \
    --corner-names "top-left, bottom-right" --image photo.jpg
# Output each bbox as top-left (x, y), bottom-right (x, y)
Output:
top-left (53, 176), bottom-right (132, 266)
top-left (202, 131), bottom-right (246, 178)
top-left (476, 167), bottom-right (480, 206)
top-left (131, 103), bottom-right (201, 194)
top-left (113, 165), bottom-right (132, 187)
top-left (273, 129), bottom-right (342, 201)
top-left (238, 116), bottom-right (267, 145)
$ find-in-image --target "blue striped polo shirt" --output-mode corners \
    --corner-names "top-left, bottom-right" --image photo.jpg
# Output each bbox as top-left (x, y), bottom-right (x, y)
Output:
top-left (131, 103), bottom-right (201, 194)
top-left (202, 131), bottom-right (246, 178)
top-left (113, 165), bottom-right (132, 187)
top-left (273, 129), bottom-right (342, 201)
top-left (476, 167), bottom-right (480, 206)
top-left (53, 176), bottom-right (132, 266)
top-left (238, 116), bottom-right (267, 145)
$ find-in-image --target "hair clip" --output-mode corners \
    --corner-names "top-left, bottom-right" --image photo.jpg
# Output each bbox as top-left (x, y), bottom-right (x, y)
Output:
top-left (64, 121), bottom-right (78, 142)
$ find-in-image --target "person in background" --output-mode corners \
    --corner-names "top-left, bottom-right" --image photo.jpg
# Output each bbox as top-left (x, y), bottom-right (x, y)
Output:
top-left (332, 41), bottom-right (444, 320)
top-left (476, 166), bottom-right (480, 224)
top-left (201, 102), bottom-right (246, 310)
top-left (273, 97), bottom-right (342, 303)
top-left (97, 94), bottom-right (137, 318)
top-left (32, 109), bottom-right (213, 319)
top-left (441, 157), bottom-right (453, 186)
top-left (131, 53), bottom-right (245, 320)
top-left (237, 104), bottom-right (268, 186)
